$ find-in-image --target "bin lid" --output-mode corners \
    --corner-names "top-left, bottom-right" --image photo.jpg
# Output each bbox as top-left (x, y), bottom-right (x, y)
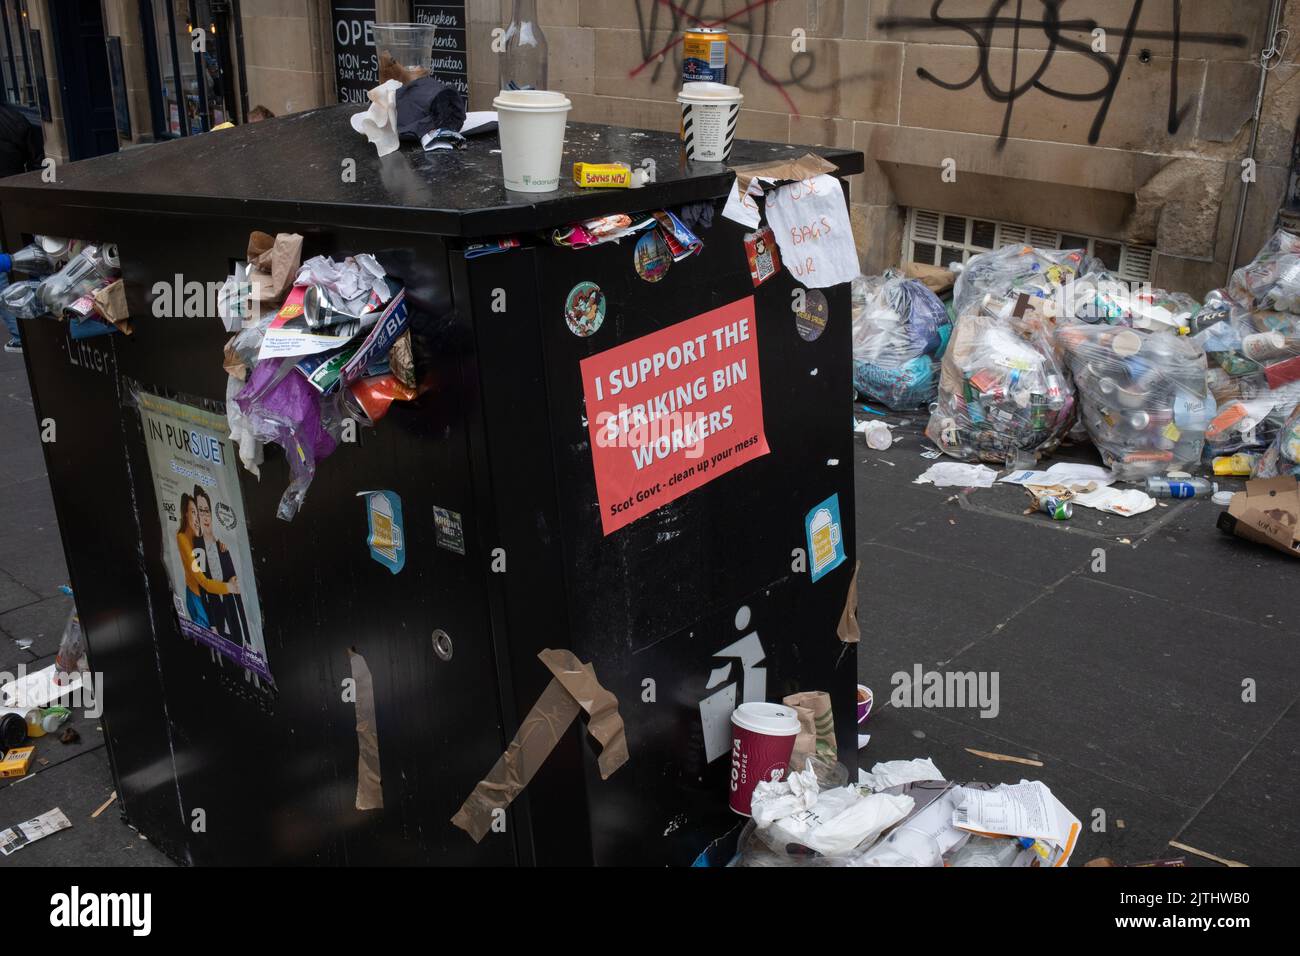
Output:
top-left (0, 106), bottom-right (862, 239)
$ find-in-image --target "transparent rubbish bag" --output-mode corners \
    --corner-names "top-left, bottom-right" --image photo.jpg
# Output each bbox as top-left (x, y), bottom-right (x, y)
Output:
top-left (952, 244), bottom-right (1097, 319)
top-left (925, 296), bottom-right (1075, 464)
top-left (851, 271), bottom-right (951, 408)
top-left (1058, 324), bottom-right (1212, 480)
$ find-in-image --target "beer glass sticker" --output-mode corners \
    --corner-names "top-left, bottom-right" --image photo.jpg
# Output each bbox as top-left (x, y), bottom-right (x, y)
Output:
top-left (565, 281), bottom-right (606, 337)
top-left (805, 494), bottom-right (846, 582)
top-left (358, 490), bottom-right (405, 574)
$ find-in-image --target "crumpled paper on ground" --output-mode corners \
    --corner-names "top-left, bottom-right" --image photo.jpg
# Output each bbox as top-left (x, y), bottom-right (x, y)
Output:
top-left (859, 757), bottom-right (944, 791)
top-left (350, 79), bottom-right (403, 157)
top-left (451, 649), bottom-right (628, 842)
top-left (752, 760), bottom-right (914, 857)
top-left (914, 461), bottom-right (998, 488)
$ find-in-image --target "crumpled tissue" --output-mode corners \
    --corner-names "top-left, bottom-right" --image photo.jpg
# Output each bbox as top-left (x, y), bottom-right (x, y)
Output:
top-left (350, 79), bottom-right (403, 157)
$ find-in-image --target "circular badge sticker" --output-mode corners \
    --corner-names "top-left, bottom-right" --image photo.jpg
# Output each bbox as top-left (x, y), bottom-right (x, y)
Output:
top-left (565, 281), bottom-right (606, 337)
top-left (794, 290), bottom-right (829, 341)
top-left (634, 230), bottom-right (672, 283)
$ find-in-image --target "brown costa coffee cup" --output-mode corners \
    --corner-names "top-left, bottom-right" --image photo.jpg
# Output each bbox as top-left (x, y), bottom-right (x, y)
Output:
top-left (728, 702), bottom-right (801, 816)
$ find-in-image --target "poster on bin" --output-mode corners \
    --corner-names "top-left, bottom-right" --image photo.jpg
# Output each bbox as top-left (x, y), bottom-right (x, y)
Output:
top-left (137, 391), bottom-right (273, 687)
top-left (580, 297), bottom-right (769, 535)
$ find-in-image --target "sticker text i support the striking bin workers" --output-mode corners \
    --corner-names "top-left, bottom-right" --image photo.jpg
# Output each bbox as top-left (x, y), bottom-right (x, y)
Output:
top-left (580, 297), bottom-right (769, 534)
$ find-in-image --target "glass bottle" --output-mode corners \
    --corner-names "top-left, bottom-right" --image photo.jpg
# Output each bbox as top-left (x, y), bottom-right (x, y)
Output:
top-left (500, 0), bottom-right (548, 91)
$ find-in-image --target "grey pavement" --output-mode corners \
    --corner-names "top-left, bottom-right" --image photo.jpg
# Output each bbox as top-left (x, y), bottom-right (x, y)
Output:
top-left (0, 347), bottom-right (171, 866)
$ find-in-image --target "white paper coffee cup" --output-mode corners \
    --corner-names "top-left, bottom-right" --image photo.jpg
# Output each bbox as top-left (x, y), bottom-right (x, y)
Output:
top-left (493, 90), bottom-right (573, 193)
top-left (678, 82), bottom-right (743, 163)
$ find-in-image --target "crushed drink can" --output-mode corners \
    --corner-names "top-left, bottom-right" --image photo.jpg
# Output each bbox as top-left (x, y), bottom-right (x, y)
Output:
top-left (1039, 495), bottom-right (1073, 520)
top-left (683, 27), bottom-right (728, 84)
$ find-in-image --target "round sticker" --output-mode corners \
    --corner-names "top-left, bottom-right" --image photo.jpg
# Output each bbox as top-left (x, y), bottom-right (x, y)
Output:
top-left (633, 230), bottom-right (672, 283)
top-left (564, 281), bottom-right (606, 337)
top-left (794, 290), bottom-right (829, 341)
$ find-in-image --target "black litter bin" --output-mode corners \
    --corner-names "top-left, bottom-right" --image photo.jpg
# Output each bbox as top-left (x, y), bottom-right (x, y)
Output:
top-left (0, 107), bottom-right (864, 866)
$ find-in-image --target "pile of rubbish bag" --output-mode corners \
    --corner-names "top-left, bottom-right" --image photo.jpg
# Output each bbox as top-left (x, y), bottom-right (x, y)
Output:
top-left (851, 271), bottom-right (951, 408)
top-left (1192, 230), bottom-right (1300, 465)
top-left (2, 237), bottom-right (128, 338)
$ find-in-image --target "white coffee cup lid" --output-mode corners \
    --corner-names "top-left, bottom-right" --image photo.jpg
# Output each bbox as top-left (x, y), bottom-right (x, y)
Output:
top-left (1111, 329), bottom-right (1142, 356)
top-left (678, 81), bottom-right (743, 104)
top-left (731, 702), bottom-right (800, 736)
top-left (493, 90), bottom-right (572, 112)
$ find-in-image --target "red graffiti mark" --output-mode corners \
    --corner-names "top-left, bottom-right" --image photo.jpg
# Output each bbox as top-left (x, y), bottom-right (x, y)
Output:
top-left (628, 0), bottom-right (800, 117)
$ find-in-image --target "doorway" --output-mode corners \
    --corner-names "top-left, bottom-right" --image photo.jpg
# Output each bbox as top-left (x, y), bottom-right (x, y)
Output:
top-left (47, 0), bottom-right (118, 160)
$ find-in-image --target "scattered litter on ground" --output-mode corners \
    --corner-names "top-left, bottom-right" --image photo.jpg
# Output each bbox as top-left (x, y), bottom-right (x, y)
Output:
top-left (1168, 840), bottom-right (1248, 867)
top-left (0, 807), bottom-right (71, 856)
top-left (964, 748), bottom-right (1044, 767)
top-left (915, 461), bottom-right (998, 488)
top-left (91, 792), bottom-right (118, 819)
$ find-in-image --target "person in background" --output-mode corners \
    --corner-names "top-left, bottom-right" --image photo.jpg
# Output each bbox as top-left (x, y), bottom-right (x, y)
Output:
top-left (248, 105), bottom-right (275, 122)
top-left (0, 102), bottom-right (44, 353)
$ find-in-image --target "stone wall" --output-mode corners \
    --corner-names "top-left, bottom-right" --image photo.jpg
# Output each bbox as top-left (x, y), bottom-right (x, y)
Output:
top-left (467, 0), bottom-right (1300, 296)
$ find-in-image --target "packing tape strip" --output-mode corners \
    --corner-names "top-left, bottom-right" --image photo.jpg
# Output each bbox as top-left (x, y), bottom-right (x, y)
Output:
top-left (348, 649), bottom-right (383, 811)
top-left (451, 648), bottom-right (628, 843)
top-left (837, 560), bottom-right (861, 643)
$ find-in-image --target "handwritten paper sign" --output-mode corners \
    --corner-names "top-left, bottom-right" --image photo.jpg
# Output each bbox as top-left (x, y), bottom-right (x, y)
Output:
top-left (580, 297), bottom-right (769, 535)
top-left (764, 174), bottom-right (859, 289)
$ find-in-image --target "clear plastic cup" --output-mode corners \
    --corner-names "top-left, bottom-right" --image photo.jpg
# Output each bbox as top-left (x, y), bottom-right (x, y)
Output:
top-left (493, 90), bottom-right (572, 193)
top-left (372, 22), bottom-right (436, 75)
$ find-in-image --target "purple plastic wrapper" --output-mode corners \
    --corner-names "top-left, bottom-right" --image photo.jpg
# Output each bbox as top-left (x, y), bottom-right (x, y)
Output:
top-left (236, 357), bottom-right (340, 519)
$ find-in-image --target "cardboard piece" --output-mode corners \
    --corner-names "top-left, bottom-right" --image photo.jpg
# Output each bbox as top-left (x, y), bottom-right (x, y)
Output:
top-left (904, 262), bottom-right (955, 297)
top-left (451, 648), bottom-right (628, 843)
top-left (1217, 477), bottom-right (1300, 558)
top-left (92, 279), bottom-right (131, 334)
top-left (837, 560), bottom-right (861, 643)
top-left (347, 649), bottom-right (383, 811)
top-left (730, 152), bottom-right (837, 198)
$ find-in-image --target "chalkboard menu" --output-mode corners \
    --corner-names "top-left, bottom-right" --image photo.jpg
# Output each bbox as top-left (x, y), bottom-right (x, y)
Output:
top-left (411, 2), bottom-right (469, 105)
top-left (331, 1), bottom-right (378, 105)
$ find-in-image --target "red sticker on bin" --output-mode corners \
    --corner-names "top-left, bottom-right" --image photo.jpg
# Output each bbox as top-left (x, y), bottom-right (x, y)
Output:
top-left (580, 297), bottom-right (769, 535)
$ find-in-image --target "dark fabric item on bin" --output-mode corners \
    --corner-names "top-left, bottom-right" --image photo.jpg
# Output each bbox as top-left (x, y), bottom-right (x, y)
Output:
top-left (675, 200), bottom-right (715, 234)
top-left (395, 76), bottom-right (467, 142)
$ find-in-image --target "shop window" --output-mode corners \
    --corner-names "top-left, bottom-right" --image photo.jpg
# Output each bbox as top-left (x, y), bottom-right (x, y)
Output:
top-left (142, 0), bottom-right (240, 138)
top-left (0, 0), bottom-right (36, 112)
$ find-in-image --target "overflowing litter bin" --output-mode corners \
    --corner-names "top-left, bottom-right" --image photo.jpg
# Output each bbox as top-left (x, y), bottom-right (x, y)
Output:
top-left (0, 107), bottom-right (864, 865)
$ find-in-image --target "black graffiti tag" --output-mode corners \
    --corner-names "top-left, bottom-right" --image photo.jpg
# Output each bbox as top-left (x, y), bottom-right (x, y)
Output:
top-left (877, 0), bottom-right (1249, 147)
